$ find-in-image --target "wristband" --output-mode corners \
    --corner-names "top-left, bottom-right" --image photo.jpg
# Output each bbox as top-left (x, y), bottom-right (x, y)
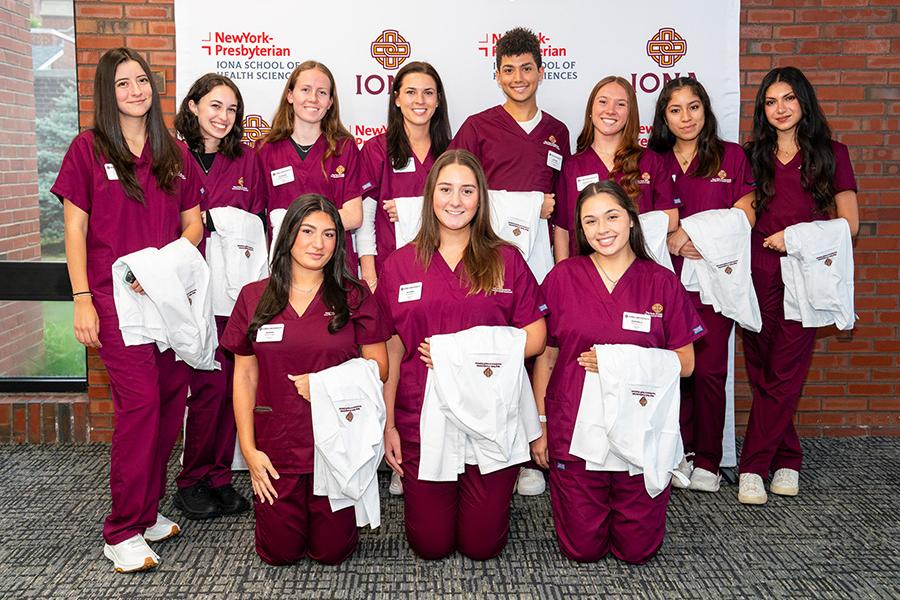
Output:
top-left (72, 291), bottom-right (92, 298)
top-left (538, 414), bottom-right (547, 423)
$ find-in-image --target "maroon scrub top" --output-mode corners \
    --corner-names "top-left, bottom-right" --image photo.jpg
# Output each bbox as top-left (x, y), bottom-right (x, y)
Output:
top-left (360, 133), bottom-right (435, 275)
top-left (540, 256), bottom-right (705, 462)
top-left (220, 278), bottom-right (390, 474)
top-left (449, 105), bottom-right (571, 193)
top-left (51, 130), bottom-right (203, 316)
top-left (375, 243), bottom-right (548, 444)
top-left (258, 136), bottom-right (372, 267)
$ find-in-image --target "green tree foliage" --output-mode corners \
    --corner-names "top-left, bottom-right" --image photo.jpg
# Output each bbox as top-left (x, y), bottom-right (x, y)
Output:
top-left (36, 84), bottom-right (78, 250)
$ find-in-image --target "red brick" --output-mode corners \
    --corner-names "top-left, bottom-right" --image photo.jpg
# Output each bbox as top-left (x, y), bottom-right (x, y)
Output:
top-left (124, 6), bottom-right (171, 18)
top-left (774, 25), bottom-right (820, 38)
top-left (75, 4), bottom-right (123, 18)
top-left (747, 9), bottom-right (795, 23)
top-left (843, 39), bottom-right (891, 54)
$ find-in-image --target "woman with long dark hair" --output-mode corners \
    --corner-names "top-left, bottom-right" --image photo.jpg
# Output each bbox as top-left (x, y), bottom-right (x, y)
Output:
top-left (647, 77), bottom-right (756, 493)
top-left (738, 67), bottom-right (858, 505)
top-left (553, 76), bottom-right (677, 260)
top-left (52, 47), bottom-right (204, 572)
top-left (257, 61), bottom-right (368, 270)
top-left (221, 195), bottom-right (389, 565)
top-left (376, 150), bottom-right (547, 560)
top-left (358, 61), bottom-right (452, 287)
top-left (532, 180), bottom-right (704, 564)
top-left (171, 73), bottom-right (264, 520)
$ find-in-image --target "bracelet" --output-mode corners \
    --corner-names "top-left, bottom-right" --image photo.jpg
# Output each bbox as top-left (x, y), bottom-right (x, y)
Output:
top-left (538, 414), bottom-right (547, 423)
top-left (72, 291), bottom-right (92, 298)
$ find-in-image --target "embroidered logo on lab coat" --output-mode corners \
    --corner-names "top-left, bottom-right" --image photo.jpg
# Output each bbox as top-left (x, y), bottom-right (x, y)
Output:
top-left (710, 170), bottom-right (732, 184)
top-left (331, 165), bottom-right (346, 179)
top-left (638, 172), bottom-right (651, 184)
top-left (543, 135), bottom-right (560, 151)
top-left (652, 303), bottom-right (663, 314)
top-left (238, 244), bottom-right (254, 258)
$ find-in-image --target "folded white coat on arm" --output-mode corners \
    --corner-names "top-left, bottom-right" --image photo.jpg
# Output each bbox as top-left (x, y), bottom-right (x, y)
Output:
top-left (488, 190), bottom-right (553, 284)
top-left (570, 344), bottom-right (685, 498)
top-left (268, 208), bottom-right (287, 264)
top-left (638, 210), bottom-right (674, 273)
top-left (206, 207), bottom-right (268, 317)
top-left (680, 208), bottom-right (762, 332)
top-left (419, 326), bottom-right (541, 481)
top-left (355, 197), bottom-right (378, 257)
top-left (309, 358), bottom-right (386, 528)
top-left (112, 237), bottom-right (219, 370)
top-left (393, 196), bottom-right (424, 249)
top-left (781, 218), bottom-right (855, 330)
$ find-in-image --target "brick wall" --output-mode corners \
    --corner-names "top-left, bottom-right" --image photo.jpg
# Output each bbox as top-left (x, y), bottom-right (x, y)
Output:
top-left (25, 0), bottom-right (899, 443)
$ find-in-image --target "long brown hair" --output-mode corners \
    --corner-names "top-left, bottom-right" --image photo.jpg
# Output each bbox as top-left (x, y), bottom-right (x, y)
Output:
top-left (258, 61), bottom-right (353, 171)
top-left (175, 73), bottom-right (245, 160)
top-left (386, 61), bottom-right (452, 171)
top-left (575, 76), bottom-right (642, 202)
top-left (413, 150), bottom-right (507, 295)
top-left (92, 47), bottom-right (181, 203)
top-left (574, 180), bottom-right (653, 261)
top-left (248, 194), bottom-right (365, 340)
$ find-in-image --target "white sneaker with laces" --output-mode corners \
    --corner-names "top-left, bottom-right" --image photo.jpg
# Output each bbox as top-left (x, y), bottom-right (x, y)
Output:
top-left (688, 467), bottom-right (721, 493)
top-left (103, 534), bottom-right (160, 573)
top-left (738, 473), bottom-right (768, 505)
top-left (769, 468), bottom-right (799, 496)
top-left (672, 455), bottom-right (694, 489)
top-left (388, 472), bottom-right (403, 496)
top-left (144, 512), bottom-right (181, 543)
top-left (515, 467), bottom-right (546, 496)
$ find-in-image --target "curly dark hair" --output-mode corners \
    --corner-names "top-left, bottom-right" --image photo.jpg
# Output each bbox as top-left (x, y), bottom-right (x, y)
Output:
top-left (175, 73), bottom-right (245, 159)
top-left (495, 27), bottom-right (542, 70)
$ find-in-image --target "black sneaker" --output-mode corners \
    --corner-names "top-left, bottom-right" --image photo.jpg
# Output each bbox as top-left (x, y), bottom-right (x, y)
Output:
top-left (173, 481), bottom-right (221, 520)
top-left (210, 483), bottom-right (251, 515)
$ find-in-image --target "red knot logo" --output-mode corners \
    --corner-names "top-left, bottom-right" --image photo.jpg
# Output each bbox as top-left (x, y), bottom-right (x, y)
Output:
top-left (647, 28), bottom-right (687, 68)
top-left (371, 29), bottom-right (410, 70)
top-left (242, 114), bottom-right (271, 146)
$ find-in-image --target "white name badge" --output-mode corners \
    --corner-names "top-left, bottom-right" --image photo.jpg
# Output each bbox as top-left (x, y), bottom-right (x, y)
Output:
top-left (393, 157), bottom-right (416, 174)
top-left (104, 163), bottom-right (119, 181)
top-left (622, 311), bottom-right (652, 333)
top-left (576, 173), bottom-right (600, 191)
top-left (270, 166), bottom-right (295, 187)
top-left (398, 282), bottom-right (423, 303)
top-left (256, 323), bottom-right (285, 342)
top-left (546, 150), bottom-right (563, 171)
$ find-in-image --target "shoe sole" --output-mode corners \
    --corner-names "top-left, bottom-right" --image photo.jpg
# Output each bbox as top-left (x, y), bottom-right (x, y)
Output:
top-left (769, 485), bottom-right (799, 497)
top-left (689, 483), bottom-right (721, 493)
top-left (737, 493), bottom-right (768, 505)
top-left (104, 546), bottom-right (159, 573)
top-left (144, 525), bottom-right (180, 543)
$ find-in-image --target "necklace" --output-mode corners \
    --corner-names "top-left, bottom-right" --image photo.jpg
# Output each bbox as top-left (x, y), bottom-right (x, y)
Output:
top-left (674, 146), bottom-right (697, 167)
top-left (291, 281), bottom-right (321, 294)
top-left (591, 254), bottom-right (621, 290)
top-left (291, 135), bottom-right (314, 152)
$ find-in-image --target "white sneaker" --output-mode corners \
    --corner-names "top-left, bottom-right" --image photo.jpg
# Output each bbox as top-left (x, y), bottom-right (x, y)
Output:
top-left (388, 472), bottom-right (403, 496)
top-left (672, 455), bottom-right (694, 489)
top-left (144, 512), bottom-right (181, 543)
top-left (738, 473), bottom-right (768, 505)
top-left (688, 467), bottom-right (721, 493)
top-left (515, 467), bottom-right (546, 496)
top-left (770, 468), bottom-right (800, 496)
top-left (103, 534), bottom-right (160, 573)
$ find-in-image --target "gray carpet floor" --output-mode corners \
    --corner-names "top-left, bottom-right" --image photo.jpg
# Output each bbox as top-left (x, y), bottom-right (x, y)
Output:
top-left (0, 437), bottom-right (898, 599)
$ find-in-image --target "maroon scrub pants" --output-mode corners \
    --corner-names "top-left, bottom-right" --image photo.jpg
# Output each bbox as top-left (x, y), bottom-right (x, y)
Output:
top-left (548, 460), bottom-right (670, 564)
top-left (177, 316), bottom-right (237, 489)
top-left (97, 313), bottom-right (190, 545)
top-left (740, 248), bottom-right (816, 478)
top-left (400, 441), bottom-right (519, 561)
top-left (680, 301), bottom-right (733, 474)
top-left (254, 473), bottom-right (358, 566)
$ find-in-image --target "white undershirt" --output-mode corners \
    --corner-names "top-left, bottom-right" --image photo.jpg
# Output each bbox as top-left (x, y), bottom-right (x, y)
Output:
top-left (517, 109), bottom-right (542, 134)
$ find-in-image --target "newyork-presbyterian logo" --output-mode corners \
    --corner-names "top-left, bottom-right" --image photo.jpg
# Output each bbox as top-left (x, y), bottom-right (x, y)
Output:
top-left (371, 29), bottom-right (410, 70)
top-left (242, 114), bottom-right (271, 146)
top-left (646, 28), bottom-right (687, 68)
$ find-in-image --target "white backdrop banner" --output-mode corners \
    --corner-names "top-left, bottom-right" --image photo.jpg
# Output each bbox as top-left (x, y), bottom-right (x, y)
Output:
top-left (174, 0), bottom-right (740, 468)
top-left (174, 0), bottom-right (740, 150)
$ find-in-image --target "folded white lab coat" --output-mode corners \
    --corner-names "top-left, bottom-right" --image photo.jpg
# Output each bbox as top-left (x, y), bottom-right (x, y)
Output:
top-left (680, 208), bottom-right (762, 332)
top-left (393, 195), bottom-right (424, 249)
top-left (355, 197), bottom-right (378, 257)
top-left (206, 207), bottom-right (268, 317)
top-left (419, 326), bottom-right (541, 482)
top-left (488, 190), bottom-right (554, 284)
top-left (112, 238), bottom-right (219, 370)
top-left (310, 358), bottom-right (386, 529)
top-left (639, 210), bottom-right (674, 272)
top-left (781, 218), bottom-right (855, 330)
top-left (268, 208), bottom-right (287, 264)
top-left (569, 344), bottom-right (685, 498)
